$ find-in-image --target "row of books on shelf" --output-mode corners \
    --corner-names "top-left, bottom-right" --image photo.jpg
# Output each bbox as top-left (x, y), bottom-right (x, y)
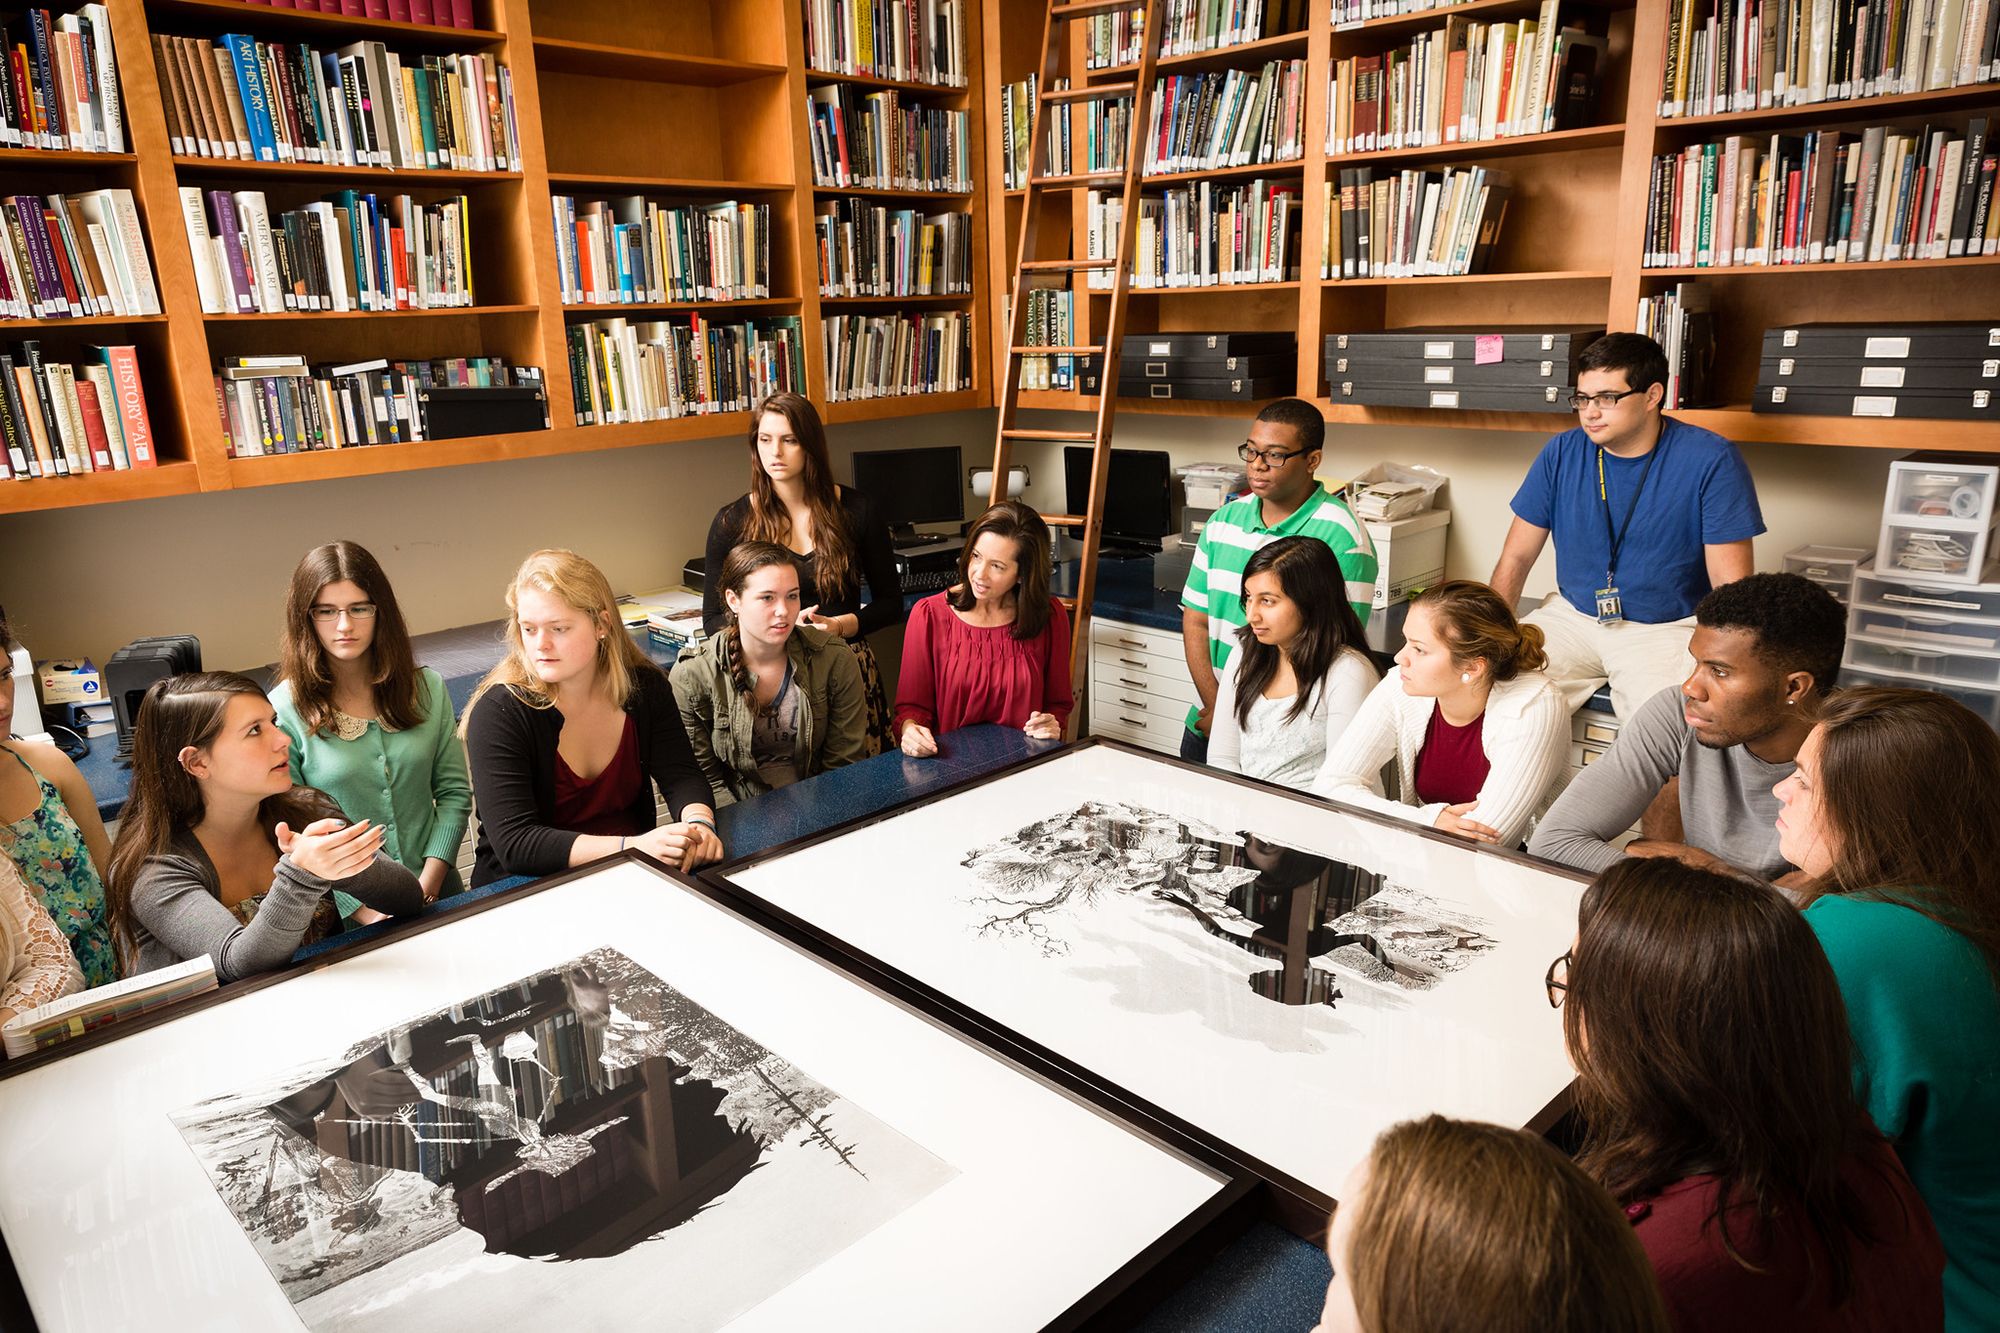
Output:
top-left (1635, 280), bottom-right (1716, 409)
top-left (152, 33), bottom-right (521, 173)
top-left (1321, 165), bottom-right (1512, 278)
top-left (823, 309), bottom-right (970, 401)
top-left (805, 86), bottom-right (972, 192)
top-left (1644, 118), bottom-right (2000, 268)
top-left (551, 196), bottom-right (771, 307)
top-left (1331, 0), bottom-right (1475, 22)
top-left (182, 187), bottom-right (475, 314)
top-left (1326, 9), bottom-right (1607, 154)
top-left (1084, 180), bottom-right (1301, 288)
top-left (0, 189), bottom-right (159, 321)
top-left (568, 315), bottom-right (807, 426)
top-left (207, 0), bottom-right (481, 27)
top-left (815, 198), bottom-right (971, 297)
top-left (0, 7), bottom-right (123, 153)
top-left (1018, 287), bottom-right (1076, 390)
top-left (802, 0), bottom-right (969, 88)
top-left (1659, 0), bottom-right (2000, 118)
top-left (215, 353), bottom-right (535, 454)
top-left (1143, 61), bottom-right (1309, 175)
top-left (0, 342), bottom-right (156, 480)
top-left (1080, 1), bottom-right (1310, 67)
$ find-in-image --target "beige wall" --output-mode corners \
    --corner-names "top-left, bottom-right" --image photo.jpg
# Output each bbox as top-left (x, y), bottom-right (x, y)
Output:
top-left (0, 406), bottom-right (1892, 670)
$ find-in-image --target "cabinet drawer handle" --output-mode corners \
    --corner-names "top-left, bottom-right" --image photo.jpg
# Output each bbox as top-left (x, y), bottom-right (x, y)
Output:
top-left (1111, 636), bottom-right (1145, 648)
top-left (1119, 715), bottom-right (1148, 727)
top-left (1118, 696), bottom-right (1148, 709)
top-left (1118, 677), bottom-right (1147, 688)
top-left (1118, 657), bottom-right (1148, 668)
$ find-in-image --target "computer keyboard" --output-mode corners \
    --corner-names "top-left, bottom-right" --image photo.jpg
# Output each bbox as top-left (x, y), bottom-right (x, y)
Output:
top-left (903, 568), bottom-right (960, 594)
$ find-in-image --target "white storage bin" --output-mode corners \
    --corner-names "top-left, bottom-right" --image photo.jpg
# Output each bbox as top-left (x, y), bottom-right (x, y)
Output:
top-left (1838, 664), bottom-right (2000, 731)
top-left (1844, 636), bottom-right (2000, 688)
top-left (1362, 508), bottom-right (1450, 609)
top-left (1178, 462), bottom-right (1247, 512)
top-left (1783, 544), bottom-right (1871, 602)
top-left (1851, 564), bottom-right (2000, 620)
top-left (1883, 453), bottom-right (2000, 529)
top-left (1850, 607), bottom-right (2000, 654)
top-left (1878, 521), bottom-right (1996, 584)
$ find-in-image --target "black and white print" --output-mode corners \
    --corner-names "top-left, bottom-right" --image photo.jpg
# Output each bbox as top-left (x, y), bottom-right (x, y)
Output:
top-left (171, 947), bottom-right (954, 1331)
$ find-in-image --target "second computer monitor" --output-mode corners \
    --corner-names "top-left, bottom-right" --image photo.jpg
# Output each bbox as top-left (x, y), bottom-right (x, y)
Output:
top-left (1064, 447), bottom-right (1173, 554)
top-left (851, 445), bottom-right (965, 540)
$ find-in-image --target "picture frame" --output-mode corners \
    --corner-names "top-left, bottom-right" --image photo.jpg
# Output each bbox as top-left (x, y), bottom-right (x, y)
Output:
top-left (0, 855), bottom-right (1254, 1332)
top-left (706, 739), bottom-right (1591, 1228)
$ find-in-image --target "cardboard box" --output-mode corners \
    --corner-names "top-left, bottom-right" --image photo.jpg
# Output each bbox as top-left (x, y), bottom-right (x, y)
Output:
top-left (36, 659), bottom-right (102, 706)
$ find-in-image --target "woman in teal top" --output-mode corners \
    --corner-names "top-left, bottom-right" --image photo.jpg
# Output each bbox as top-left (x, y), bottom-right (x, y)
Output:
top-left (1774, 685), bottom-right (2000, 1331)
top-left (271, 542), bottom-right (472, 923)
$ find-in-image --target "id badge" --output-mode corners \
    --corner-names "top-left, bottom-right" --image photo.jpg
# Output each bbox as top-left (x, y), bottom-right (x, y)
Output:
top-left (1595, 586), bottom-right (1624, 624)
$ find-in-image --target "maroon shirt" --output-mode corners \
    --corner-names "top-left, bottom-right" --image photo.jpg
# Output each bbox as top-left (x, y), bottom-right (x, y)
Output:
top-left (551, 715), bottom-right (646, 837)
top-left (892, 593), bottom-right (1074, 738)
top-left (1629, 1138), bottom-right (1945, 1333)
top-left (1412, 705), bottom-right (1490, 806)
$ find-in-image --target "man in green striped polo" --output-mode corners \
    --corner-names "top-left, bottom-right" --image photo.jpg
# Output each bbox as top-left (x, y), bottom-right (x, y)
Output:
top-left (1179, 398), bottom-right (1379, 763)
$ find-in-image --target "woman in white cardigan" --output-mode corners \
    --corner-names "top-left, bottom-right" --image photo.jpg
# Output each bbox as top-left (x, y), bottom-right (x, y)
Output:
top-left (1314, 580), bottom-right (1569, 848)
top-left (1208, 537), bottom-right (1380, 791)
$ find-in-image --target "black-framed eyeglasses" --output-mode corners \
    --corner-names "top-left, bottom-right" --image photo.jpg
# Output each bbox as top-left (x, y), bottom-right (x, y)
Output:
top-left (309, 603), bottom-right (378, 623)
top-left (1544, 950), bottom-right (1572, 1008)
top-left (1238, 441), bottom-right (1308, 468)
top-left (1568, 388), bottom-right (1642, 412)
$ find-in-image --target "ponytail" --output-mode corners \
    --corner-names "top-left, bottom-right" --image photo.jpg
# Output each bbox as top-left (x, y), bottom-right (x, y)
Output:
top-left (1414, 581), bottom-right (1547, 682)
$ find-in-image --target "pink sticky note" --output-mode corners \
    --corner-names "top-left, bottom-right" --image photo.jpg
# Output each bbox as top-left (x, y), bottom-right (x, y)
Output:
top-left (1475, 334), bottom-right (1503, 365)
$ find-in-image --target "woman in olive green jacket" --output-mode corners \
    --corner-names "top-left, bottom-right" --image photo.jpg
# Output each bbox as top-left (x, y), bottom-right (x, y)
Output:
top-left (671, 542), bottom-right (869, 806)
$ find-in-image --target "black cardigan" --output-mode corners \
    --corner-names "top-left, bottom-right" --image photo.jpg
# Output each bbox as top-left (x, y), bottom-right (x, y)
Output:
top-left (701, 487), bottom-right (904, 638)
top-left (463, 666), bottom-right (711, 886)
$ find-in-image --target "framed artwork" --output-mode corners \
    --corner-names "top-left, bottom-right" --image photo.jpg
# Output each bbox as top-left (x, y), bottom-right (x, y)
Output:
top-left (0, 858), bottom-right (1249, 1331)
top-left (710, 740), bottom-right (1589, 1219)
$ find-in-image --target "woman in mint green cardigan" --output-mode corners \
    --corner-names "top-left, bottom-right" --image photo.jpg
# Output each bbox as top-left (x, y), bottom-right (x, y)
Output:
top-left (271, 542), bottom-right (472, 924)
top-left (1774, 685), bottom-right (2000, 1332)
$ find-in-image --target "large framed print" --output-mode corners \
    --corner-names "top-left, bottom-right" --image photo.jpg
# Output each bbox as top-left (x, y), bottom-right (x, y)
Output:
top-left (0, 858), bottom-right (1249, 1331)
top-left (710, 741), bottom-right (1588, 1218)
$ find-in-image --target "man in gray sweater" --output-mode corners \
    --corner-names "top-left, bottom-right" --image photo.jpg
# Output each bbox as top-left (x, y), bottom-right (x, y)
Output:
top-left (1528, 574), bottom-right (1846, 883)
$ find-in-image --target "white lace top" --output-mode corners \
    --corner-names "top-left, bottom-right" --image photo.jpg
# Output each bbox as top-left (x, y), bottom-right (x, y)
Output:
top-left (1, 856), bottom-right (83, 1017)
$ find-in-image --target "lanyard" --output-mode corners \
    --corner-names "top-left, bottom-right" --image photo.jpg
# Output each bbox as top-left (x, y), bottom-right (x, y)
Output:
top-left (1597, 438), bottom-right (1663, 587)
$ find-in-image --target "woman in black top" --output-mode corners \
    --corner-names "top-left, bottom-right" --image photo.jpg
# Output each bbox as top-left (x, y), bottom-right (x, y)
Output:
top-left (463, 550), bottom-right (718, 887)
top-left (702, 392), bottom-right (902, 754)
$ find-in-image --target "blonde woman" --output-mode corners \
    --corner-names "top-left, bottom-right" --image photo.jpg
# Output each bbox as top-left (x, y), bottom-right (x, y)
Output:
top-left (463, 550), bottom-right (720, 886)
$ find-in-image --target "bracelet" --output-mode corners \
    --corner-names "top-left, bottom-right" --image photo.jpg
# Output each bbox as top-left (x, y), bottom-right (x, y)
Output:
top-left (686, 815), bottom-right (717, 836)
top-left (618, 836), bottom-right (627, 852)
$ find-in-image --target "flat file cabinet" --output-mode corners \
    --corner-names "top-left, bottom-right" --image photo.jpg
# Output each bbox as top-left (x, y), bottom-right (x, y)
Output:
top-left (1088, 618), bottom-right (1199, 755)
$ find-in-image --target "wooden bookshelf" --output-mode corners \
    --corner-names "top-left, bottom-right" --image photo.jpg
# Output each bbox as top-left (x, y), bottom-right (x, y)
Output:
top-left (986, 0), bottom-right (2000, 454)
top-left (0, 0), bottom-right (992, 513)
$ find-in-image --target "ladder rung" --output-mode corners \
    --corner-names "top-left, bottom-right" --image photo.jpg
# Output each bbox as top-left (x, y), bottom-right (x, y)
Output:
top-left (1022, 258), bottom-right (1117, 272)
top-left (1001, 428), bottom-right (1096, 441)
top-left (1040, 513), bottom-right (1091, 527)
top-left (1032, 170), bottom-right (1126, 187)
top-left (1011, 345), bottom-right (1103, 355)
top-left (1043, 82), bottom-right (1136, 103)
top-left (1052, 0), bottom-right (1151, 18)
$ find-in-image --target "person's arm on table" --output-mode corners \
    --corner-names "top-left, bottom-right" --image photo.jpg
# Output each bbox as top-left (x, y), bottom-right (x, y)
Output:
top-left (894, 599), bottom-right (941, 757)
top-left (420, 671), bottom-right (473, 901)
top-left (1022, 599), bottom-right (1073, 740)
top-left (1528, 690), bottom-right (1687, 873)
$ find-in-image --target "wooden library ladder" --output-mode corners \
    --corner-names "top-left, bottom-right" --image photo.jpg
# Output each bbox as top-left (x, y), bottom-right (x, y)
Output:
top-left (988, 0), bottom-right (1166, 698)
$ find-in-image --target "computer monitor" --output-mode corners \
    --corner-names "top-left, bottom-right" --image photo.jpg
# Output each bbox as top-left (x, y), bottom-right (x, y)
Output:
top-left (1064, 447), bottom-right (1173, 554)
top-left (852, 445), bottom-right (964, 540)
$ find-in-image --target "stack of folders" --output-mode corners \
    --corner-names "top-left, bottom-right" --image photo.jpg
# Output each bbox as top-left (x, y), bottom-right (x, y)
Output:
top-left (1324, 326), bottom-right (1605, 413)
top-left (2, 955), bottom-right (216, 1058)
top-left (0, 6), bottom-right (124, 152)
top-left (1079, 331), bottom-right (1296, 402)
top-left (1754, 323), bottom-right (2000, 421)
top-left (0, 343), bottom-right (156, 480)
top-left (217, 354), bottom-right (535, 454)
top-left (0, 190), bottom-right (160, 319)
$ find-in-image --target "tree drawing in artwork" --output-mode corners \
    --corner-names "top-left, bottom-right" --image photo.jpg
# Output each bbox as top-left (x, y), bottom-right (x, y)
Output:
top-left (171, 947), bottom-right (955, 1331)
top-left (960, 801), bottom-right (1497, 1007)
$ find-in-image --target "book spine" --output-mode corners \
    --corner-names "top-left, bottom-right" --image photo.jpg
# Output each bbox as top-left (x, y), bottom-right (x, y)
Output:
top-left (94, 346), bottom-right (156, 468)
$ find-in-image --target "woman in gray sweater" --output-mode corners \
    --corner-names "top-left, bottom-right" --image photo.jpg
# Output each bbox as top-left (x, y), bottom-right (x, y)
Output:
top-left (106, 673), bottom-right (423, 982)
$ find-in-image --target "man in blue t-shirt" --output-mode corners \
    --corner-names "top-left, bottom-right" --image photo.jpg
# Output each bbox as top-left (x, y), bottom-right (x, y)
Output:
top-left (1490, 333), bottom-right (1765, 722)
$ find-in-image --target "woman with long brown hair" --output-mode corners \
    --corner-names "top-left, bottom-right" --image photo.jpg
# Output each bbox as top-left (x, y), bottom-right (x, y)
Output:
top-left (462, 550), bottom-right (719, 887)
top-left (1773, 686), bottom-right (2000, 1330)
top-left (670, 542), bottom-right (868, 803)
top-left (892, 501), bottom-right (1071, 757)
top-left (105, 673), bottom-right (424, 981)
top-left (701, 392), bottom-right (902, 753)
top-left (1314, 1114), bottom-right (1670, 1333)
top-left (1314, 580), bottom-right (1569, 847)
top-left (1560, 857), bottom-right (1943, 1329)
top-left (271, 542), bottom-right (472, 923)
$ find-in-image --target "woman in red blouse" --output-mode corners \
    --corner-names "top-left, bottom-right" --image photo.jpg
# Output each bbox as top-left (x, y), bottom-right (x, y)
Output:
top-left (893, 501), bottom-right (1073, 757)
top-left (1559, 858), bottom-right (1944, 1332)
